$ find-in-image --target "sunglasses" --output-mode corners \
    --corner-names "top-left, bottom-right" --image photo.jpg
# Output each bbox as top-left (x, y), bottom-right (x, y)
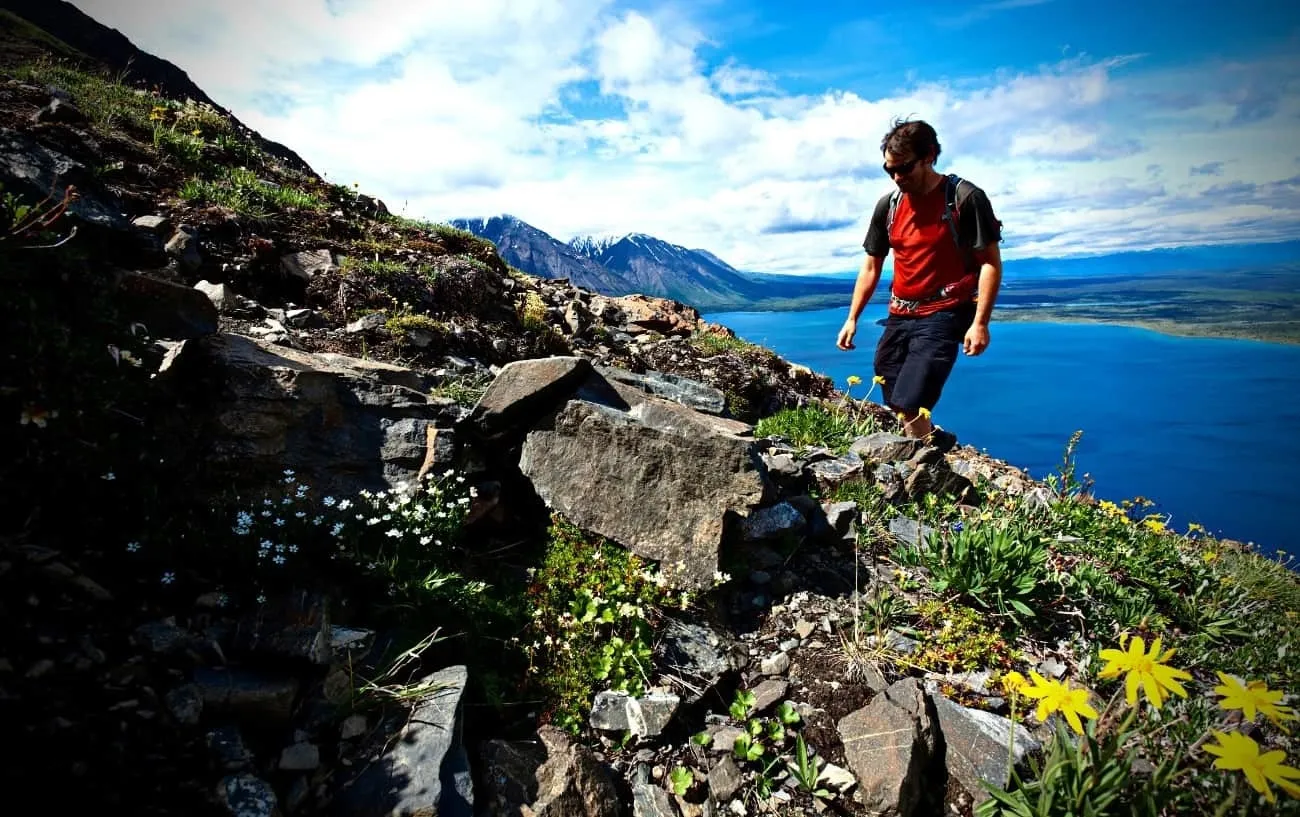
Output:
top-left (883, 157), bottom-right (921, 177)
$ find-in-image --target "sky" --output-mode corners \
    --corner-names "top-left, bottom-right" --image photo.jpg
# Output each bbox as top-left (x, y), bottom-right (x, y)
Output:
top-left (69, 0), bottom-right (1300, 275)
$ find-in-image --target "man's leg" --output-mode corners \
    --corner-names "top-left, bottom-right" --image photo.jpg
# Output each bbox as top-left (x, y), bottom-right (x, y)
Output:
top-left (883, 309), bottom-right (966, 449)
top-left (872, 318), bottom-right (908, 408)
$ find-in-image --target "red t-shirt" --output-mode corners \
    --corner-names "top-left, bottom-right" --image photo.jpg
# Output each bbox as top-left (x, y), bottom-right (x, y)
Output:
top-left (887, 183), bottom-right (976, 316)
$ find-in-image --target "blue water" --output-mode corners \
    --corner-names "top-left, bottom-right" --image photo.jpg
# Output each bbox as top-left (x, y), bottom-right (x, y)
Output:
top-left (704, 305), bottom-right (1300, 560)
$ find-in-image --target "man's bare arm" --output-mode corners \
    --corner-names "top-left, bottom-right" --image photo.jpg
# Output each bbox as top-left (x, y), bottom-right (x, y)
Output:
top-left (972, 242), bottom-right (1002, 327)
top-left (837, 254), bottom-right (885, 350)
top-left (850, 254), bottom-right (884, 319)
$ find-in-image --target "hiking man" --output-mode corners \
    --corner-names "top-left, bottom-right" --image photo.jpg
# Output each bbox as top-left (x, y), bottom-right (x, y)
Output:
top-left (836, 118), bottom-right (1003, 452)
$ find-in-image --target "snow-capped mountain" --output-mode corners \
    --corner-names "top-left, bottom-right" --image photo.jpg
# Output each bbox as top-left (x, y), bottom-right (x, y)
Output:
top-left (449, 215), bottom-right (629, 294)
top-left (452, 216), bottom-right (849, 310)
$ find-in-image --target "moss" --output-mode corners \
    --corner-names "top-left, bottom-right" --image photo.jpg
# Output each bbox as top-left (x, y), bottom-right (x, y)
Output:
top-left (691, 331), bottom-right (755, 355)
top-left (384, 313), bottom-right (443, 341)
top-left (911, 600), bottom-right (1021, 674)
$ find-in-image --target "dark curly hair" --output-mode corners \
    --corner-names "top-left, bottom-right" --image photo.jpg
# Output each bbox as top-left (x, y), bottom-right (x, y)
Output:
top-left (881, 117), bottom-right (941, 163)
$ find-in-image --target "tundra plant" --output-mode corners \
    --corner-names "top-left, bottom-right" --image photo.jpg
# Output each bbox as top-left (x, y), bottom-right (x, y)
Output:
top-left (521, 515), bottom-right (707, 733)
top-left (983, 635), bottom-right (1300, 815)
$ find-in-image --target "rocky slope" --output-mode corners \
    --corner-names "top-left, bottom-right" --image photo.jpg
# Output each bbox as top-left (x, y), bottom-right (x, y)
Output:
top-left (3, 7), bottom-right (1299, 817)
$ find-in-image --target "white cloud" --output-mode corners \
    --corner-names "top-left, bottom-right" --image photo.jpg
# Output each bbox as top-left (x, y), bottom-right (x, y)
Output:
top-left (67, 0), bottom-right (1300, 275)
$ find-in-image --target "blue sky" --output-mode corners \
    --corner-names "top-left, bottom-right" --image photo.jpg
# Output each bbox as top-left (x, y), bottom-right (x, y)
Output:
top-left (72, 0), bottom-right (1300, 274)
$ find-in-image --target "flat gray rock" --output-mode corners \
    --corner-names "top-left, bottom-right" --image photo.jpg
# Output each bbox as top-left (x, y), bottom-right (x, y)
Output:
top-left (333, 665), bottom-right (472, 817)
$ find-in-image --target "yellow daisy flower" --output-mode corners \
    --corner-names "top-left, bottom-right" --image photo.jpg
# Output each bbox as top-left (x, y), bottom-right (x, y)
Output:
top-left (1096, 635), bottom-right (1192, 709)
top-left (1202, 730), bottom-right (1300, 804)
top-left (1019, 671), bottom-right (1099, 735)
top-left (1214, 673), bottom-right (1297, 729)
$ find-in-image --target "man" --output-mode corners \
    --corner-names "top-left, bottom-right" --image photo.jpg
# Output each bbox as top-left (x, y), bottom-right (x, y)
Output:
top-left (836, 118), bottom-right (1003, 452)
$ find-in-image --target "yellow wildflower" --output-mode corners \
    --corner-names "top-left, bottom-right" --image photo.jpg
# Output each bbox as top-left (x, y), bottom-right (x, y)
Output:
top-left (918, 407), bottom-right (932, 420)
top-left (1000, 671), bottom-right (1028, 696)
top-left (846, 375), bottom-right (862, 386)
top-left (872, 375), bottom-right (886, 385)
top-left (1142, 516), bottom-right (1167, 534)
top-left (1019, 671), bottom-right (1098, 735)
top-left (1097, 500), bottom-right (1127, 521)
top-left (1214, 673), bottom-right (1298, 729)
top-left (1202, 550), bottom-right (1218, 563)
top-left (1202, 730), bottom-right (1300, 803)
top-left (1096, 635), bottom-right (1192, 709)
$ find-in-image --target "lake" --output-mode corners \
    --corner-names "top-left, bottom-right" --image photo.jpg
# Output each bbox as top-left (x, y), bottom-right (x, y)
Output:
top-left (703, 304), bottom-right (1300, 561)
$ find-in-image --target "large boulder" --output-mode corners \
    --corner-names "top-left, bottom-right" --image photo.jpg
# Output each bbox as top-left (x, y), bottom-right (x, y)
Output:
top-left (182, 333), bottom-right (463, 494)
top-left (518, 370), bottom-right (768, 589)
top-left (470, 356), bottom-right (593, 437)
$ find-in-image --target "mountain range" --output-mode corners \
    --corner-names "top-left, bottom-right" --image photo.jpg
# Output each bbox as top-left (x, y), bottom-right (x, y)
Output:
top-left (451, 215), bottom-right (851, 312)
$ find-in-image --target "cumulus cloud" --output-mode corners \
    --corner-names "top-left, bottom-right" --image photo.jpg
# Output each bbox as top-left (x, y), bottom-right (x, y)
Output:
top-left (66, 0), bottom-right (1300, 274)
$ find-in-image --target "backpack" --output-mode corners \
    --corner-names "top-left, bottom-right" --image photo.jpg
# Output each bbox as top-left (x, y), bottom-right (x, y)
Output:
top-left (885, 172), bottom-right (971, 251)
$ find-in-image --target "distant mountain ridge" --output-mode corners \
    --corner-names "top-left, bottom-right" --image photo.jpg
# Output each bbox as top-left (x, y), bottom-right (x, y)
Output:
top-left (452, 214), bottom-right (849, 311)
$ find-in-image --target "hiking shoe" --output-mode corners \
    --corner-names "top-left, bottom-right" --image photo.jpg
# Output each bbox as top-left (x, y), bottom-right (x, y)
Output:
top-left (926, 427), bottom-right (958, 454)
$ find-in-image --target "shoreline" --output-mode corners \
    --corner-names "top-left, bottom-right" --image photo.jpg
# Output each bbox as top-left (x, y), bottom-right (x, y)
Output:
top-left (992, 310), bottom-right (1300, 346)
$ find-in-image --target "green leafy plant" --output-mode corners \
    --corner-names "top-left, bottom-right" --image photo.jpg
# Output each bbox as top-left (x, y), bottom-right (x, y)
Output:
top-left (522, 516), bottom-right (697, 733)
top-left (923, 521), bottom-right (1052, 622)
top-left (775, 701), bottom-right (801, 726)
top-left (733, 730), bottom-right (765, 763)
top-left (730, 689), bottom-right (757, 721)
top-left (669, 766), bottom-right (694, 796)
top-left (788, 734), bottom-right (831, 798)
top-left (978, 719), bottom-right (1133, 817)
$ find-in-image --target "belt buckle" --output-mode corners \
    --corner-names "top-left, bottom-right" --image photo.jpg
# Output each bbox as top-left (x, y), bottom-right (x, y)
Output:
top-left (892, 294), bottom-right (922, 313)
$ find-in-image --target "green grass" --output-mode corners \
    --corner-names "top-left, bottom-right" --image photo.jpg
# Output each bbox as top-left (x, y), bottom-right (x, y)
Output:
top-left (16, 61), bottom-right (156, 132)
top-left (753, 403), bottom-right (880, 454)
top-left (178, 167), bottom-right (324, 218)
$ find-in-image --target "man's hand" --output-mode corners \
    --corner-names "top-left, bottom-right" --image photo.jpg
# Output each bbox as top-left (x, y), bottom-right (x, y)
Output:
top-left (963, 322), bottom-right (989, 356)
top-left (836, 319), bottom-right (857, 350)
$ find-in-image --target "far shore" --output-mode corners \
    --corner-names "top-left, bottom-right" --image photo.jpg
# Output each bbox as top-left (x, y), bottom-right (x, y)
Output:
top-left (993, 310), bottom-right (1300, 345)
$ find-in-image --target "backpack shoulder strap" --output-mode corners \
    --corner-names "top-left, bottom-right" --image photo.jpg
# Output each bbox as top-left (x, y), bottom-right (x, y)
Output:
top-left (942, 173), bottom-right (965, 247)
top-left (885, 188), bottom-right (902, 234)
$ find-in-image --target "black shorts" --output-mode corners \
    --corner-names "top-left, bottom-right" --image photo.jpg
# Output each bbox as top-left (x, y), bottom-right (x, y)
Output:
top-left (873, 302), bottom-right (976, 412)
